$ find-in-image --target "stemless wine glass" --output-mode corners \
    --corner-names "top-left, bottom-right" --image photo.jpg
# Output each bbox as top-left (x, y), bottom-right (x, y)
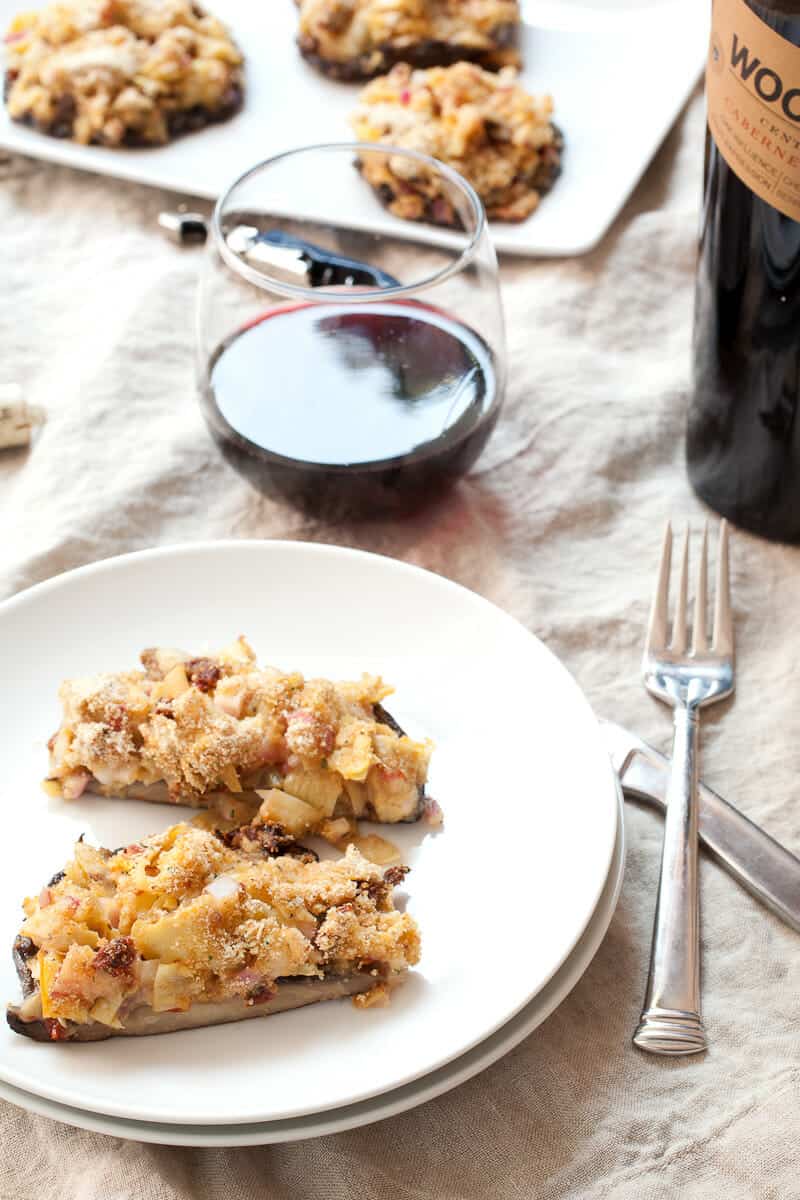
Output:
top-left (196, 143), bottom-right (506, 517)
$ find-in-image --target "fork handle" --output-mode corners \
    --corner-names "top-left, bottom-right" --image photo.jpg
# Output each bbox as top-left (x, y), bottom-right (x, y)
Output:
top-left (633, 704), bottom-right (707, 1056)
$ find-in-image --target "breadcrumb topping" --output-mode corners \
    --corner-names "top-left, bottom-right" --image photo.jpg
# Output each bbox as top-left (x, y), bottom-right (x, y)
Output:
top-left (351, 61), bottom-right (561, 222)
top-left (4, 0), bottom-right (243, 146)
top-left (19, 817), bottom-right (419, 1028)
top-left (298, 0), bottom-right (520, 73)
top-left (47, 638), bottom-right (432, 826)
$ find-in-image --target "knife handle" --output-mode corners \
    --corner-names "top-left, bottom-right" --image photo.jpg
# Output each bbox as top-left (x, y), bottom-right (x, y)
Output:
top-left (622, 751), bottom-right (800, 934)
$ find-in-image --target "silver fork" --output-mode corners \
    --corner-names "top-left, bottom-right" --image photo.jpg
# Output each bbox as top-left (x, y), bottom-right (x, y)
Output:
top-left (633, 520), bottom-right (734, 1056)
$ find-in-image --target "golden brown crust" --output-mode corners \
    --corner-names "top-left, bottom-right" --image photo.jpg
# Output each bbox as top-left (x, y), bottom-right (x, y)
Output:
top-left (351, 61), bottom-right (562, 224)
top-left (47, 637), bottom-right (431, 827)
top-left (297, 0), bottom-right (520, 79)
top-left (4, 0), bottom-right (244, 147)
top-left (13, 816), bottom-right (419, 1032)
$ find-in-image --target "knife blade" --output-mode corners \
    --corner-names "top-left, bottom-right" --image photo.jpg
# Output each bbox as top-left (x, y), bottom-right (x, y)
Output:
top-left (600, 720), bottom-right (800, 933)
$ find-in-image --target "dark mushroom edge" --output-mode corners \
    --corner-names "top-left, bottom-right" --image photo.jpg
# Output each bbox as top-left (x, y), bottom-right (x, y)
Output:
top-left (7, 832), bottom-right (409, 1041)
top-left (3, 71), bottom-right (244, 146)
top-left (355, 123), bottom-right (565, 229)
top-left (297, 24), bottom-right (518, 81)
top-left (6, 972), bottom-right (381, 1041)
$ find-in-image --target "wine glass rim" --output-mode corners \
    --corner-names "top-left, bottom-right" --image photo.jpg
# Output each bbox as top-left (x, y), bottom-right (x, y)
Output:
top-left (210, 141), bottom-right (488, 302)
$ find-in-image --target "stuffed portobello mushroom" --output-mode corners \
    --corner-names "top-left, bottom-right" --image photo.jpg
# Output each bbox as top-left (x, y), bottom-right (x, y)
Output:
top-left (44, 637), bottom-right (433, 839)
top-left (296, 0), bottom-right (521, 81)
top-left (8, 819), bottom-right (418, 1041)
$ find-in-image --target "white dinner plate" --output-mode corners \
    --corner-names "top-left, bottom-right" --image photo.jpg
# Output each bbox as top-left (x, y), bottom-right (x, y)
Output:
top-left (0, 541), bottom-right (619, 1125)
top-left (0, 788), bottom-right (625, 1144)
top-left (0, 0), bottom-right (708, 256)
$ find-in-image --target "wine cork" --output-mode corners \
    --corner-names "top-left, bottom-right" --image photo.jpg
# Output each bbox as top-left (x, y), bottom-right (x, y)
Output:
top-left (0, 384), bottom-right (45, 450)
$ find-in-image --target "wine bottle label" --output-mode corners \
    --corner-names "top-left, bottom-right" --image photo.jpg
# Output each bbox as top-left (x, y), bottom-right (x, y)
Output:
top-left (707, 0), bottom-right (800, 220)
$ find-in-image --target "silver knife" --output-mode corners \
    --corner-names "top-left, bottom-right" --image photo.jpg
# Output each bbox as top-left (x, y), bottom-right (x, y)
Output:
top-left (601, 720), bottom-right (800, 933)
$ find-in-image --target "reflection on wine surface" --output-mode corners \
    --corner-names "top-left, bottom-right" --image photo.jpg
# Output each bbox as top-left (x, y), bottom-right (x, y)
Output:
top-left (201, 300), bottom-right (499, 515)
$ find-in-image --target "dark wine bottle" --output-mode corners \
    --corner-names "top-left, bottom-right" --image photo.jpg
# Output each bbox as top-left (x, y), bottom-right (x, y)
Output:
top-left (690, 0), bottom-right (800, 541)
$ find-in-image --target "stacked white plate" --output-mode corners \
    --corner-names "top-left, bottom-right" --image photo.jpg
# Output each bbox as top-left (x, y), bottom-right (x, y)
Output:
top-left (0, 542), bottom-right (623, 1144)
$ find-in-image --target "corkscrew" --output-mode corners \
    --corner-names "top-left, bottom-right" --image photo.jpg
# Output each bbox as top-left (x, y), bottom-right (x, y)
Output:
top-left (158, 210), bottom-right (400, 289)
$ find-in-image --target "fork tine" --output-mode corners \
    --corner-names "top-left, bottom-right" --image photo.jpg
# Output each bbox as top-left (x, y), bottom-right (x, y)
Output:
top-left (713, 519), bottom-right (734, 655)
top-left (672, 524), bottom-right (690, 652)
top-left (646, 522), bottom-right (672, 653)
top-left (692, 522), bottom-right (709, 655)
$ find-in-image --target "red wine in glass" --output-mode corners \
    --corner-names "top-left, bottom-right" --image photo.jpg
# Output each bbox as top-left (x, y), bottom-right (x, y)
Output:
top-left (200, 299), bottom-right (500, 516)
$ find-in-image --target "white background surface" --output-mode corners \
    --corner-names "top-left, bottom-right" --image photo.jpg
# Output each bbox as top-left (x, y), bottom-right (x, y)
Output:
top-left (0, 542), bottom-right (619, 1125)
top-left (0, 0), bottom-right (709, 255)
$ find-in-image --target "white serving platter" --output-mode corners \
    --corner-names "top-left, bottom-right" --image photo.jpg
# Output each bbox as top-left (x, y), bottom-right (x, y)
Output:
top-left (0, 0), bottom-right (708, 256)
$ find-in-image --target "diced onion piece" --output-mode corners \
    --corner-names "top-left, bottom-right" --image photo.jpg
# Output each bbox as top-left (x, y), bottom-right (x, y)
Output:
top-left (281, 768), bottom-right (342, 817)
top-left (153, 663), bottom-right (190, 701)
top-left (365, 766), bottom-right (419, 822)
top-left (97, 895), bottom-right (120, 931)
top-left (51, 727), bottom-right (72, 763)
top-left (220, 764), bottom-right (242, 793)
top-left (330, 730), bottom-right (374, 782)
top-left (351, 834), bottom-right (401, 866)
top-left (92, 761), bottom-right (138, 788)
top-left (255, 788), bottom-right (318, 836)
top-left (132, 910), bottom-right (189, 960)
top-left (214, 689), bottom-right (244, 718)
top-left (218, 636), bottom-right (255, 668)
top-left (138, 958), bottom-right (159, 997)
top-left (204, 874), bottom-right (240, 901)
top-left (342, 779), bottom-right (368, 817)
top-left (61, 770), bottom-right (90, 800)
top-left (89, 996), bottom-right (123, 1028)
top-left (37, 951), bottom-right (59, 1018)
top-left (152, 963), bottom-right (194, 1013)
top-left (144, 647), bottom-right (190, 677)
top-left (72, 841), bottom-right (111, 885)
top-left (318, 816), bottom-right (358, 847)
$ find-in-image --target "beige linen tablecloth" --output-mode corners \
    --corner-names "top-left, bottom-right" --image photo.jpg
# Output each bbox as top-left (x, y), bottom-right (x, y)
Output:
top-left (1, 90), bottom-right (799, 1199)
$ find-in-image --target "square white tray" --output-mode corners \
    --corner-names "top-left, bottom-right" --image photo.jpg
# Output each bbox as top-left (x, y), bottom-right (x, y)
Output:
top-left (0, 0), bottom-right (708, 256)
